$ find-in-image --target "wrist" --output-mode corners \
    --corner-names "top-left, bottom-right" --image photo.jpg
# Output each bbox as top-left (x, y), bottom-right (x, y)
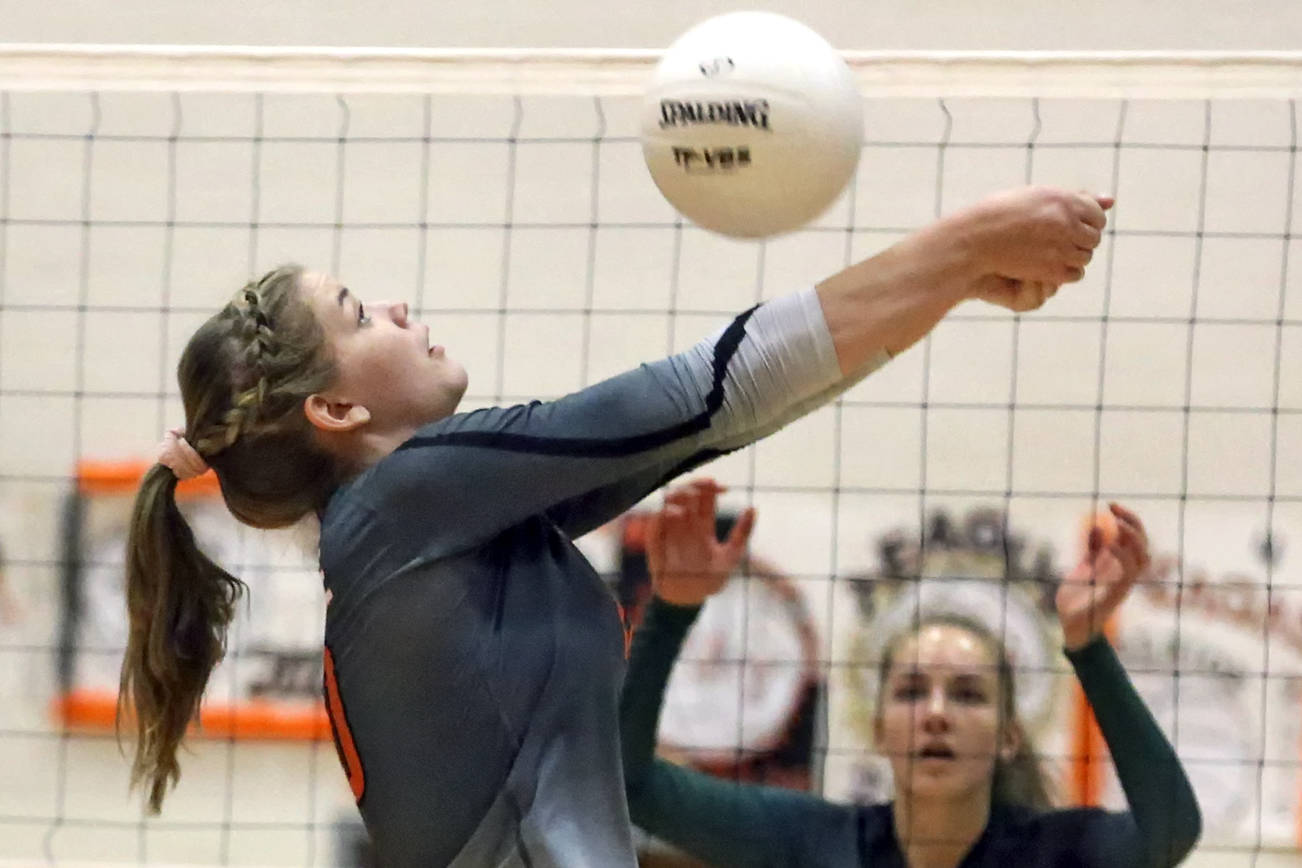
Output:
top-left (911, 208), bottom-right (989, 303)
top-left (651, 591), bottom-right (707, 611)
top-left (1062, 628), bottom-right (1100, 653)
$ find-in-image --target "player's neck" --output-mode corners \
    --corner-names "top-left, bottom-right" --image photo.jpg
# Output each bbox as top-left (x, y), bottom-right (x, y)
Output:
top-left (316, 422), bottom-right (421, 478)
top-left (893, 788), bottom-right (990, 868)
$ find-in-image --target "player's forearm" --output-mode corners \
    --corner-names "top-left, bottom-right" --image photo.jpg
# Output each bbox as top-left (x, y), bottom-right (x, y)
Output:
top-left (621, 597), bottom-right (701, 792)
top-left (815, 210), bottom-right (981, 372)
top-left (1068, 636), bottom-right (1202, 865)
top-left (621, 598), bottom-right (815, 868)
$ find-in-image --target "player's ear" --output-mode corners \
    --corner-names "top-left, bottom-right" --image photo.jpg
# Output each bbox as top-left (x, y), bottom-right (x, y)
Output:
top-left (304, 394), bottom-right (370, 432)
top-left (1000, 719), bottom-right (1023, 763)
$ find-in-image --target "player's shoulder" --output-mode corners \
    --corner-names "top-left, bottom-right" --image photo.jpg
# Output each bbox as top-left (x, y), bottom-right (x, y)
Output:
top-left (750, 797), bottom-right (889, 866)
top-left (833, 802), bottom-right (896, 862)
top-left (990, 802), bottom-right (1134, 857)
top-left (995, 801), bottom-right (1114, 828)
top-left (853, 800), bottom-right (894, 834)
top-left (329, 407), bottom-right (501, 502)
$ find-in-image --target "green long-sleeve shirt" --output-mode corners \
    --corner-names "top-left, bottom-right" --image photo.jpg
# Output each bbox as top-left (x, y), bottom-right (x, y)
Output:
top-left (621, 599), bottom-right (1201, 868)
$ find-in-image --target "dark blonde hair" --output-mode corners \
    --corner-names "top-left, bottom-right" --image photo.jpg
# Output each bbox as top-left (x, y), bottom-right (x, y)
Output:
top-left (119, 265), bottom-right (339, 812)
top-left (876, 613), bottom-right (1053, 811)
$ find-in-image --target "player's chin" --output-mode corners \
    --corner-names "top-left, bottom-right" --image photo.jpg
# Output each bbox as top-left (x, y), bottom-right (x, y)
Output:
top-left (904, 769), bottom-right (974, 799)
top-left (449, 360), bottom-right (469, 393)
top-left (442, 365), bottom-right (469, 407)
top-left (414, 365), bottom-right (468, 418)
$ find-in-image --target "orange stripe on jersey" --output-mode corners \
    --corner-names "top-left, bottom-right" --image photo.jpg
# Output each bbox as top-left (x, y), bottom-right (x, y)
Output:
top-left (615, 601), bottom-right (635, 660)
top-left (323, 645), bottom-right (366, 802)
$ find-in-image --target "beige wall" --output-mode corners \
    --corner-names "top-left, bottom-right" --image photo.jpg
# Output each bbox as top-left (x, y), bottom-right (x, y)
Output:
top-left (1, 0), bottom-right (1299, 50)
top-left (0, 86), bottom-right (1298, 865)
top-left (0, 4), bottom-right (1300, 866)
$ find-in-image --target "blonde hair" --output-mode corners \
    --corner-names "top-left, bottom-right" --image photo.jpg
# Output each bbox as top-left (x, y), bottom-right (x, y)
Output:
top-left (119, 265), bottom-right (339, 812)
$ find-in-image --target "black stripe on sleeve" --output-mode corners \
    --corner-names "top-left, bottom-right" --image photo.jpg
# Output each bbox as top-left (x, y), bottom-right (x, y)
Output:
top-left (395, 306), bottom-right (758, 459)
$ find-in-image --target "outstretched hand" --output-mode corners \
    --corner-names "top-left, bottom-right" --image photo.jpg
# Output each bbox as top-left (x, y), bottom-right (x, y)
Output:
top-left (963, 187), bottom-right (1113, 313)
top-left (646, 479), bottom-right (756, 608)
top-left (1057, 503), bottom-right (1150, 651)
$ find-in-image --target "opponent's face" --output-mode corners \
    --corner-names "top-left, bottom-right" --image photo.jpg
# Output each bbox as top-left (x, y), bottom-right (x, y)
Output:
top-left (304, 271), bottom-right (468, 433)
top-left (875, 625), bottom-right (1017, 802)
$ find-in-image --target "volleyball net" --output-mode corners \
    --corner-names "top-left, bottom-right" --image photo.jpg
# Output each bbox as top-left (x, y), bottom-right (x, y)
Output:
top-left (0, 46), bottom-right (1298, 866)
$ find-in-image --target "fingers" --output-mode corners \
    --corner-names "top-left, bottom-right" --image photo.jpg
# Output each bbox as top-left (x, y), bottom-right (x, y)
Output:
top-left (1073, 192), bottom-right (1110, 229)
top-left (1062, 192), bottom-right (1108, 282)
top-left (1077, 548), bottom-right (1130, 629)
top-left (677, 478), bottom-right (719, 536)
top-left (1095, 549), bottom-right (1136, 612)
top-left (668, 479), bottom-right (724, 501)
top-left (660, 483), bottom-right (696, 535)
top-left (1109, 502), bottom-right (1148, 553)
top-left (1113, 514), bottom-right (1144, 555)
top-left (1054, 191), bottom-right (1103, 283)
top-left (996, 279), bottom-right (1058, 312)
top-left (662, 477), bottom-right (736, 541)
top-left (662, 488), bottom-right (693, 517)
top-left (1109, 503), bottom-right (1151, 578)
top-left (1073, 222), bottom-right (1102, 250)
top-left (665, 480), bottom-right (717, 522)
top-left (666, 477), bottom-right (723, 497)
top-left (660, 502), bottom-right (688, 521)
top-left (697, 481), bottom-right (720, 532)
top-left (1031, 282), bottom-right (1061, 306)
top-left (1109, 502), bottom-right (1147, 540)
top-left (1109, 532), bottom-right (1144, 583)
top-left (724, 507), bottom-right (757, 560)
top-left (1086, 525), bottom-right (1104, 557)
top-left (1031, 281), bottom-right (1057, 308)
top-left (1077, 503), bottom-right (1147, 603)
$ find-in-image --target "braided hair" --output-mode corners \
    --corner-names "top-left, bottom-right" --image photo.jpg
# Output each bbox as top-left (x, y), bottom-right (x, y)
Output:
top-left (120, 265), bottom-right (339, 812)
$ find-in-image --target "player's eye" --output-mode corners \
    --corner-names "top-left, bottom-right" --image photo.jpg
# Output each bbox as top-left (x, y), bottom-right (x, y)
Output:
top-left (952, 686), bottom-right (988, 704)
top-left (893, 681), bottom-right (927, 702)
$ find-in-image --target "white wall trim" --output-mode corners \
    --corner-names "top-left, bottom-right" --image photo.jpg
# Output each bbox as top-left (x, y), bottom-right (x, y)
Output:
top-left (0, 45), bottom-right (1300, 97)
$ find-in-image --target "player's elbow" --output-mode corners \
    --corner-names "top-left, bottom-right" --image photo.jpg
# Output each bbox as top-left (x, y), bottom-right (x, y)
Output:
top-left (619, 740), bottom-right (652, 798)
top-left (1167, 803), bottom-right (1202, 867)
top-left (1143, 807), bottom-right (1202, 868)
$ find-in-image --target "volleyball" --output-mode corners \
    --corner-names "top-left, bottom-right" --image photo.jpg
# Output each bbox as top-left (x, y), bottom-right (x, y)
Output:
top-left (641, 12), bottom-right (864, 239)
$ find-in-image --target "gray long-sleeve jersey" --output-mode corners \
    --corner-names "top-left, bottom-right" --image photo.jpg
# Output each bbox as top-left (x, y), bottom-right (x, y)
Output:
top-left (318, 290), bottom-right (885, 867)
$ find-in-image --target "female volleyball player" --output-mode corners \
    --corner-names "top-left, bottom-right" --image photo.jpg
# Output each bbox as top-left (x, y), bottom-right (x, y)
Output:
top-left (624, 480), bottom-right (1202, 867)
top-left (121, 187), bottom-right (1110, 867)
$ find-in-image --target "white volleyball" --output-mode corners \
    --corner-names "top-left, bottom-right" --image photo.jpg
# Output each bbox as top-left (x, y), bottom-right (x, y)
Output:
top-left (641, 12), bottom-right (864, 239)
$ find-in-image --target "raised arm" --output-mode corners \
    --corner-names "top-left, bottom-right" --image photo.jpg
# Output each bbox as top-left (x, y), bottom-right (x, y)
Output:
top-left (549, 190), bottom-right (1112, 538)
top-left (621, 482), bottom-right (852, 868)
top-left (817, 187), bottom-right (1110, 371)
top-left (1060, 505), bottom-right (1202, 867)
top-left (365, 188), bottom-right (1111, 554)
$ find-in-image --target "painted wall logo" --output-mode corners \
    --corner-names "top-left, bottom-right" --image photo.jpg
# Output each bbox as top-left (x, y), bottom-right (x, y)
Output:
top-left (671, 145), bottom-right (751, 174)
top-left (658, 99), bottom-right (771, 130)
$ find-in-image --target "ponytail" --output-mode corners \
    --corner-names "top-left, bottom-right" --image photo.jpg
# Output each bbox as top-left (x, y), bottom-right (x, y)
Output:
top-left (118, 463), bottom-right (246, 813)
top-left (116, 265), bottom-right (338, 811)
